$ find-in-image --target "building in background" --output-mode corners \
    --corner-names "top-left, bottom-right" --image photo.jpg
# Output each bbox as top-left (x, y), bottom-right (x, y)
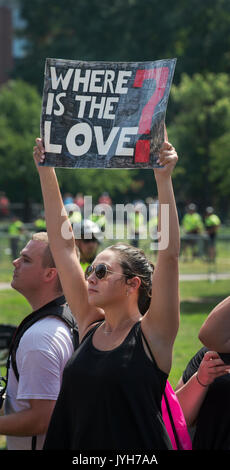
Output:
top-left (0, 1), bottom-right (13, 85)
top-left (0, 0), bottom-right (26, 86)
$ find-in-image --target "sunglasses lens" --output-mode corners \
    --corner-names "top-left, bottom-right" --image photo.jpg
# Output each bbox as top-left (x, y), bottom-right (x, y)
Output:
top-left (85, 265), bottom-right (93, 280)
top-left (95, 264), bottom-right (107, 279)
top-left (82, 238), bottom-right (98, 244)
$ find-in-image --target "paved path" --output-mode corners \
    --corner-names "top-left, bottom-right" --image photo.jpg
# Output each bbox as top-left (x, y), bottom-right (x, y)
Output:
top-left (179, 273), bottom-right (230, 281)
top-left (1, 273), bottom-right (230, 290)
top-left (0, 282), bottom-right (11, 290)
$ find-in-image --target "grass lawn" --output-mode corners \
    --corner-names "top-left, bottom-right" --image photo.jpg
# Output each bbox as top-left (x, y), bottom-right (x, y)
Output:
top-left (169, 279), bottom-right (230, 387)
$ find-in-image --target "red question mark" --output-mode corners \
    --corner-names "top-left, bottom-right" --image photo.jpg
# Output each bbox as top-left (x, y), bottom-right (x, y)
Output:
top-left (133, 66), bottom-right (169, 163)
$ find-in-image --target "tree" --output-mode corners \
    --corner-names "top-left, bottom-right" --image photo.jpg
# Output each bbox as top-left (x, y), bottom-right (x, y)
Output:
top-left (13, 0), bottom-right (183, 91)
top-left (167, 73), bottom-right (230, 216)
top-left (55, 167), bottom-right (137, 206)
top-left (10, 1), bottom-right (230, 215)
top-left (14, 0), bottom-right (230, 92)
top-left (209, 131), bottom-right (230, 215)
top-left (0, 80), bottom-right (41, 219)
top-left (174, 0), bottom-right (230, 78)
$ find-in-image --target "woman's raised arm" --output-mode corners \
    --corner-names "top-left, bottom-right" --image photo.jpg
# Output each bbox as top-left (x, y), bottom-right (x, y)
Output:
top-left (142, 141), bottom-right (180, 374)
top-left (33, 138), bottom-right (104, 338)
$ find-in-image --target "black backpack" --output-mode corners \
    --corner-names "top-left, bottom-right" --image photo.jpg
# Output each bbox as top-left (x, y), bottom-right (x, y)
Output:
top-left (0, 295), bottom-right (79, 449)
top-left (0, 324), bottom-right (17, 352)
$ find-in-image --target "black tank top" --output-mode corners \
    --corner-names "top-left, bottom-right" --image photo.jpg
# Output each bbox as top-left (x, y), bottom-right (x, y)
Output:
top-left (44, 321), bottom-right (172, 450)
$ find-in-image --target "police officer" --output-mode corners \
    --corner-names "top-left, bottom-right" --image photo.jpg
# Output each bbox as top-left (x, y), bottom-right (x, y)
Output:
top-left (128, 201), bottom-right (146, 248)
top-left (8, 216), bottom-right (24, 260)
top-left (72, 219), bottom-right (102, 272)
top-left (89, 211), bottom-right (106, 232)
top-left (204, 207), bottom-right (221, 262)
top-left (181, 203), bottom-right (204, 260)
top-left (34, 213), bottom-right (46, 232)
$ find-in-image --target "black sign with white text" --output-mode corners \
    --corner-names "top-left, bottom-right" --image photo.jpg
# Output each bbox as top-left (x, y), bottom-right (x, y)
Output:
top-left (40, 57), bottom-right (176, 169)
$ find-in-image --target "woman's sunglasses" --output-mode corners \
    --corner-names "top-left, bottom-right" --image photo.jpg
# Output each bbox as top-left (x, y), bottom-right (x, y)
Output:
top-left (85, 263), bottom-right (127, 280)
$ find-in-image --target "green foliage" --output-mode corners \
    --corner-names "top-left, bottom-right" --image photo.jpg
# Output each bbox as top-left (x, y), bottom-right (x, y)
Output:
top-left (169, 279), bottom-right (230, 387)
top-left (168, 73), bottom-right (230, 213)
top-left (4, 0), bottom-right (230, 215)
top-left (171, 0), bottom-right (230, 77)
top-left (209, 133), bottom-right (230, 203)
top-left (14, 0), bottom-right (182, 91)
top-left (0, 80), bottom-right (41, 208)
top-left (14, 0), bottom-right (230, 91)
top-left (56, 168), bottom-right (137, 204)
top-left (0, 289), bottom-right (30, 325)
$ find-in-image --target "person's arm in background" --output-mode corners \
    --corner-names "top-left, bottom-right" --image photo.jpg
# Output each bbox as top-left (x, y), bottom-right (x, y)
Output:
top-left (175, 350), bottom-right (229, 426)
top-left (199, 296), bottom-right (230, 352)
top-left (0, 400), bottom-right (55, 437)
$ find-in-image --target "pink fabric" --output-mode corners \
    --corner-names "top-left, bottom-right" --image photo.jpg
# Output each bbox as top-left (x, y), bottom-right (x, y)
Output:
top-left (161, 381), bottom-right (192, 450)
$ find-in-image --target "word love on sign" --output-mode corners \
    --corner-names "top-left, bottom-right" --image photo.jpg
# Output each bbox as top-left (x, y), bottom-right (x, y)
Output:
top-left (40, 58), bottom-right (176, 169)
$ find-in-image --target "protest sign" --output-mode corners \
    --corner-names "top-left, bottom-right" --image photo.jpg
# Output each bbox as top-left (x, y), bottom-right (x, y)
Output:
top-left (40, 57), bottom-right (176, 169)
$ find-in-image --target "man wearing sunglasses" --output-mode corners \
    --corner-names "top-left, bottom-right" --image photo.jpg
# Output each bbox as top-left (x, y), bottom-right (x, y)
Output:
top-left (72, 219), bottom-right (102, 272)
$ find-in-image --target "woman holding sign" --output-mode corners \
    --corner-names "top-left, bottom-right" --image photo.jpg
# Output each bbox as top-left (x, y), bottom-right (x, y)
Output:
top-left (33, 137), bottom-right (179, 450)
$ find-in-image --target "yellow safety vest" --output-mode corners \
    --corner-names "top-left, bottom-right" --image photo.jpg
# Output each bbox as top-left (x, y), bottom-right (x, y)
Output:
top-left (205, 214), bottom-right (220, 227)
top-left (182, 213), bottom-right (203, 232)
top-left (8, 220), bottom-right (23, 236)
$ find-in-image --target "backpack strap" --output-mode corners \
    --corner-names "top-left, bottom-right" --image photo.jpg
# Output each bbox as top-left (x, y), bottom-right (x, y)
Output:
top-left (60, 303), bottom-right (79, 350)
top-left (9, 295), bottom-right (78, 381)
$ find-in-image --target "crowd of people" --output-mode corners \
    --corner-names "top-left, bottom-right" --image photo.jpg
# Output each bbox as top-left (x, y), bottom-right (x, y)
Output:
top-left (0, 138), bottom-right (229, 452)
top-left (1, 192), bottom-right (221, 267)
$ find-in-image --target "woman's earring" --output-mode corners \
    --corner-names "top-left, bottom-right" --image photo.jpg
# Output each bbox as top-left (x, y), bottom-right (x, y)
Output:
top-left (126, 290), bottom-right (129, 297)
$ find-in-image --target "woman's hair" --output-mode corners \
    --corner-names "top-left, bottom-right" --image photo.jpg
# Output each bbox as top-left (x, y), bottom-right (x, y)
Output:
top-left (108, 243), bottom-right (154, 315)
